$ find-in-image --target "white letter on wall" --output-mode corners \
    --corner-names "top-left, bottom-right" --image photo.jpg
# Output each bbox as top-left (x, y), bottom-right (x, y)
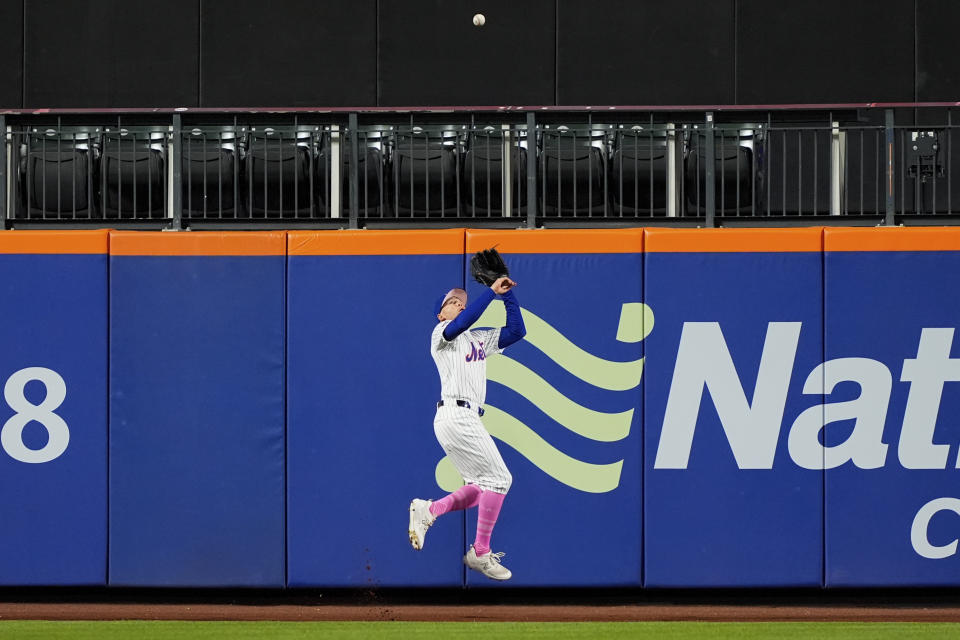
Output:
top-left (788, 358), bottom-right (891, 469)
top-left (655, 322), bottom-right (801, 469)
top-left (900, 328), bottom-right (960, 469)
top-left (911, 497), bottom-right (960, 559)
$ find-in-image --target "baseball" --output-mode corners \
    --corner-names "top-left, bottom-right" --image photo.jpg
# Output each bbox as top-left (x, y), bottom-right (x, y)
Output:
top-left (472, 13), bottom-right (485, 26)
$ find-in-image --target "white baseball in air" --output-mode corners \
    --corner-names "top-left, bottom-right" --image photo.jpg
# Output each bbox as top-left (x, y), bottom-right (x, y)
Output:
top-left (472, 13), bottom-right (485, 26)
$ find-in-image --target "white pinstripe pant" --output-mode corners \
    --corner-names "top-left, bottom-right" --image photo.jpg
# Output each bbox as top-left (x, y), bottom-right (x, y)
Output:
top-left (434, 404), bottom-right (512, 494)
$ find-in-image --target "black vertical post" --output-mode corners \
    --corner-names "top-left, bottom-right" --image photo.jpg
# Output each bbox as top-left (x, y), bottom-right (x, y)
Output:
top-left (705, 112), bottom-right (716, 227)
top-left (349, 113), bottom-right (360, 229)
top-left (171, 114), bottom-right (183, 230)
top-left (0, 115), bottom-right (7, 228)
top-left (526, 112), bottom-right (537, 228)
top-left (885, 108), bottom-right (895, 225)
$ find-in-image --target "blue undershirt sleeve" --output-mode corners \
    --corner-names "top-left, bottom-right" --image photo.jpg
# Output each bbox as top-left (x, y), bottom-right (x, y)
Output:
top-left (442, 288), bottom-right (496, 341)
top-left (497, 289), bottom-right (526, 349)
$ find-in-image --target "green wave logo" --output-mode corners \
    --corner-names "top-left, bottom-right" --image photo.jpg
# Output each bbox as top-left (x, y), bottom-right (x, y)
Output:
top-left (435, 302), bottom-right (653, 494)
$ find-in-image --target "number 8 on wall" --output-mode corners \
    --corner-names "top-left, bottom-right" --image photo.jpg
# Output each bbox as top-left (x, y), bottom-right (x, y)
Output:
top-left (1, 367), bottom-right (68, 464)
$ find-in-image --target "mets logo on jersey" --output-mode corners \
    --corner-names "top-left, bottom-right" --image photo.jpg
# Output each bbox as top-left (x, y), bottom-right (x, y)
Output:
top-left (465, 341), bottom-right (486, 362)
top-left (435, 301), bottom-right (652, 494)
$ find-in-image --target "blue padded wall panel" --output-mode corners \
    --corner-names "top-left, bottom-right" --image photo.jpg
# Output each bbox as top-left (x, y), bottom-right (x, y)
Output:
top-left (825, 246), bottom-right (960, 586)
top-left (461, 240), bottom-right (644, 587)
top-left (0, 248), bottom-right (107, 585)
top-left (644, 235), bottom-right (823, 587)
top-left (287, 234), bottom-right (465, 587)
top-left (109, 249), bottom-right (285, 587)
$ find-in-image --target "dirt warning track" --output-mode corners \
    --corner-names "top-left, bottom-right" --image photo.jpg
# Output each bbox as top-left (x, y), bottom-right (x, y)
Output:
top-left (1, 588), bottom-right (959, 623)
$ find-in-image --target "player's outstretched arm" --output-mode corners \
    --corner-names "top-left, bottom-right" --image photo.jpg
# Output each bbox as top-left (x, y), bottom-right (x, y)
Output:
top-left (497, 289), bottom-right (526, 349)
top-left (442, 288), bottom-right (496, 341)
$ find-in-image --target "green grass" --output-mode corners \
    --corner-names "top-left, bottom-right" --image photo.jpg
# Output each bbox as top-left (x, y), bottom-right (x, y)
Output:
top-left (1, 622), bottom-right (960, 640)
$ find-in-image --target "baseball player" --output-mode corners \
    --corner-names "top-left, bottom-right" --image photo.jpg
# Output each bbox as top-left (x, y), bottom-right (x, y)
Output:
top-left (408, 276), bottom-right (526, 580)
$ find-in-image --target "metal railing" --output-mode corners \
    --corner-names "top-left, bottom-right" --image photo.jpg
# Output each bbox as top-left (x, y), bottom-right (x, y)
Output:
top-left (1, 105), bottom-right (957, 228)
top-left (12, 124), bottom-right (169, 222)
top-left (180, 124), bottom-right (332, 222)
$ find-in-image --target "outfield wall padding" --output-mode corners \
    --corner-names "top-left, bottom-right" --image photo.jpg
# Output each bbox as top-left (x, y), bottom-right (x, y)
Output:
top-left (463, 229), bottom-right (644, 587)
top-left (0, 231), bottom-right (108, 586)
top-left (285, 230), bottom-right (466, 587)
top-left (824, 228), bottom-right (960, 586)
top-left (108, 232), bottom-right (286, 587)
top-left (1, 226), bottom-right (959, 588)
top-left (643, 228), bottom-right (824, 587)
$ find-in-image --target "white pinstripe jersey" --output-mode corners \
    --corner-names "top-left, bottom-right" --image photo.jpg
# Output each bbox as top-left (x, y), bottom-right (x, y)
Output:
top-left (431, 321), bottom-right (504, 406)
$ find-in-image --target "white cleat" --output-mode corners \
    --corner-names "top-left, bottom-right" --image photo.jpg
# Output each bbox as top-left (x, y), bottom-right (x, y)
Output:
top-left (464, 545), bottom-right (512, 581)
top-left (408, 498), bottom-right (436, 550)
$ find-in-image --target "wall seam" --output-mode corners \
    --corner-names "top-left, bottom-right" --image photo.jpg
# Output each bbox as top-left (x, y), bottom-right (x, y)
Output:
top-left (283, 234), bottom-right (289, 587)
top-left (820, 229), bottom-right (826, 588)
top-left (105, 234), bottom-right (112, 585)
top-left (640, 230), bottom-right (646, 587)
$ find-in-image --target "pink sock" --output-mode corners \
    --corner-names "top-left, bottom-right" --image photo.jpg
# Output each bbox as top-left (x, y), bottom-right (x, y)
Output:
top-left (473, 490), bottom-right (506, 557)
top-left (429, 484), bottom-right (482, 517)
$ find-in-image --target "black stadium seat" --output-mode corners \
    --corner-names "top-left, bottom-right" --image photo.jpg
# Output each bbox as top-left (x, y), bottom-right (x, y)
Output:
top-left (392, 133), bottom-right (459, 216)
top-left (246, 132), bottom-right (316, 218)
top-left (540, 130), bottom-right (608, 216)
top-left (612, 130), bottom-right (669, 215)
top-left (329, 142), bottom-right (384, 216)
top-left (182, 133), bottom-right (240, 218)
top-left (462, 131), bottom-right (527, 216)
top-left (101, 133), bottom-right (166, 219)
top-left (684, 131), bottom-right (754, 215)
top-left (20, 134), bottom-right (96, 219)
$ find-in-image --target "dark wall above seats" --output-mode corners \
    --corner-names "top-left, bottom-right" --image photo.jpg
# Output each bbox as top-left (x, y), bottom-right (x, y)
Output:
top-left (916, 0), bottom-right (960, 101)
top-left (24, 0), bottom-right (199, 108)
top-left (737, 0), bottom-right (914, 104)
top-left (379, 0), bottom-right (556, 106)
top-left (0, 2), bottom-right (22, 109)
top-left (201, 0), bottom-right (376, 107)
top-left (6, 0), bottom-right (949, 109)
top-left (557, 0), bottom-right (735, 106)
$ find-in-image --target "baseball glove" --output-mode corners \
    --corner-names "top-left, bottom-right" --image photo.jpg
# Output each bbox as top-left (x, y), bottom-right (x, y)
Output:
top-left (470, 247), bottom-right (510, 286)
